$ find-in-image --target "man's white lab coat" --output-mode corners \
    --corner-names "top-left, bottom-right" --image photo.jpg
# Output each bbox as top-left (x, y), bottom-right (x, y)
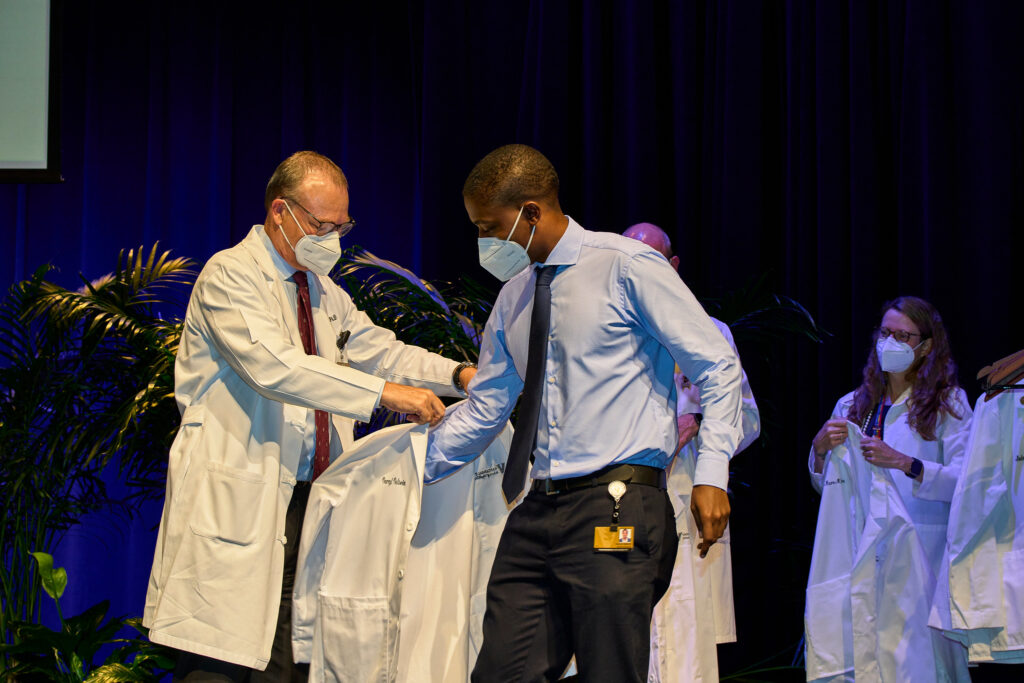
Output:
top-left (805, 418), bottom-right (970, 682)
top-left (143, 226), bottom-right (460, 669)
top-left (292, 420), bottom-right (512, 682)
top-left (929, 384), bottom-right (1024, 663)
top-left (649, 319), bottom-right (760, 683)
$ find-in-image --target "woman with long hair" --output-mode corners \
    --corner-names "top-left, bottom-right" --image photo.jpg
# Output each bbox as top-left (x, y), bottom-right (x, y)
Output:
top-left (805, 296), bottom-right (973, 682)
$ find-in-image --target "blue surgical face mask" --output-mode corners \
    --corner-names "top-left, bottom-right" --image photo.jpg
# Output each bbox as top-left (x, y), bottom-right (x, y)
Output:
top-left (477, 205), bottom-right (536, 281)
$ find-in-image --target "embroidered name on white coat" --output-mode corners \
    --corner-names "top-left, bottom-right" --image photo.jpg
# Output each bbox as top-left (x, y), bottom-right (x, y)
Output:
top-left (475, 463), bottom-right (505, 479)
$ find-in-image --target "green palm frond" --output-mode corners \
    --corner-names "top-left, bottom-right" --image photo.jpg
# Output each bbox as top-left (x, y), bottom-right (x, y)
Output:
top-left (701, 274), bottom-right (830, 360)
top-left (333, 246), bottom-right (496, 432)
top-left (1, 245), bottom-right (195, 642)
top-left (334, 247), bottom-right (493, 362)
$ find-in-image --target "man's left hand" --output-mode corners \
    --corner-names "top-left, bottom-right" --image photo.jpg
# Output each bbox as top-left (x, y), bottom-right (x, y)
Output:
top-left (691, 484), bottom-right (730, 558)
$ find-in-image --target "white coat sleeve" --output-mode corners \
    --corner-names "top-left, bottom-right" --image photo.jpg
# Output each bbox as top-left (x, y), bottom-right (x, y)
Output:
top-left (913, 388), bottom-right (973, 502)
top-left (193, 261), bottom-right (385, 422)
top-left (714, 321), bottom-right (760, 454)
top-left (624, 251), bottom-right (743, 491)
top-left (426, 302), bottom-right (522, 482)
top-left (324, 279), bottom-right (461, 398)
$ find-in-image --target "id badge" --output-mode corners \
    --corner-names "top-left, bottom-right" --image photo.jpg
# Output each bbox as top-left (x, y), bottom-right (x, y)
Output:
top-left (594, 525), bottom-right (634, 552)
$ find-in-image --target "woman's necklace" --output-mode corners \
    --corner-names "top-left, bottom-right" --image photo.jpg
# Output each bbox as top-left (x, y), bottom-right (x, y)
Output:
top-left (862, 391), bottom-right (891, 435)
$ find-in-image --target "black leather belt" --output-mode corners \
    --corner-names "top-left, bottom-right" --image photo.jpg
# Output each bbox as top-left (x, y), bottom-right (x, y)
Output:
top-left (530, 463), bottom-right (666, 496)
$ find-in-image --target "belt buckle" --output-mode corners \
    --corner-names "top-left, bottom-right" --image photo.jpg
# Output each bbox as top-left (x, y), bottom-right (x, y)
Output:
top-left (543, 479), bottom-right (559, 495)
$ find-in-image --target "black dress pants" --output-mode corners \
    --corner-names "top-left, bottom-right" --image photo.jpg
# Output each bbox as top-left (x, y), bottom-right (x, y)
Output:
top-left (172, 482), bottom-right (311, 682)
top-left (471, 482), bottom-right (678, 683)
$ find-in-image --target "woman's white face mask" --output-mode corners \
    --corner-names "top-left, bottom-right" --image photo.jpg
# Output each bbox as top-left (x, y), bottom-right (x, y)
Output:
top-left (279, 201), bottom-right (342, 276)
top-left (477, 205), bottom-right (536, 281)
top-left (875, 335), bottom-right (923, 373)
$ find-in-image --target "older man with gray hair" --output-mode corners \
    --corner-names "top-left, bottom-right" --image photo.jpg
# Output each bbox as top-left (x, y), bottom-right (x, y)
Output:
top-left (144, 151), bottom-right (477, 681)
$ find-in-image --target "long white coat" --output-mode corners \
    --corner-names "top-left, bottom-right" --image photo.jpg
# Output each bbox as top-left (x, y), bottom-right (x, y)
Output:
top-left (649, 319), bottom-right (760, 683)
top-left (291, 420), bottom-right (512, 682)
top-left (929, 384), bottom-right (1024, 663)
top-left (805, 388), bottom-right (973, 682)
top-left (142, 227), bottom-right (460, 669)
top-left (396, 425), bottom-right (512, 682)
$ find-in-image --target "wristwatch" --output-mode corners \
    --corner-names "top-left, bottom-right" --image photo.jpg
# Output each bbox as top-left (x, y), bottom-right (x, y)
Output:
top-left (905, 457), bottom-right (923, 479)
top-left (452, 361), bottom-right (477, 392)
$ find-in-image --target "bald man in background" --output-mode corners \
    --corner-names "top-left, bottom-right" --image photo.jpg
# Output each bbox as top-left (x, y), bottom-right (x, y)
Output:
top-left (623, 222), bottom-right (760, 683)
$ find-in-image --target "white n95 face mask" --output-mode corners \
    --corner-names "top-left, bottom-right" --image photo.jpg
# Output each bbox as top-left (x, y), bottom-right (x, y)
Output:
top-left (478, 205), bottom-right (536, 281)
top-left (876, 336), bottom-right (920, 373)
top-left (280, 201), bottom-right (343, 276)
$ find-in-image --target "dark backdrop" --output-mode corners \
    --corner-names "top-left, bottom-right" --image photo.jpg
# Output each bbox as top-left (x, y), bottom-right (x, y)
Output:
top-left (2, 0), bottom-right (1021, 675)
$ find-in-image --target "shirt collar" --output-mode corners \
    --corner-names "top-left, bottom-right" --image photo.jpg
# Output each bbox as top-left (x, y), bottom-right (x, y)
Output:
top-left (257, 223), bottom-right (299, 282)
top-left (537, 215), bottom-right (584, 268)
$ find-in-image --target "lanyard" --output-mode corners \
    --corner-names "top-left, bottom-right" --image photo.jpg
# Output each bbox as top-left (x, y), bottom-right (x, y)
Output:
top-left (861, 397), bottom-right (891, 440)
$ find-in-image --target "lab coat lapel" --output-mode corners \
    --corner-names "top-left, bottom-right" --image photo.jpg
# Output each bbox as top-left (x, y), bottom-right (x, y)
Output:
top-left (240, 229), bottom-right (304, 351)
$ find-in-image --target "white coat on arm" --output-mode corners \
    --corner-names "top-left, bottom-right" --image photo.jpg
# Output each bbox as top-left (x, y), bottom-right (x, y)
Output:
top-left (929, 383), bottom-right (1024, 663)
top-left (805, 414), bottom-right (971, 682)
top-left (649, 318), bottom-right (760, 683)
top-left (142, 226), bottom-right (462, 670)
top-left (292, 417), bottom-right (513, 682)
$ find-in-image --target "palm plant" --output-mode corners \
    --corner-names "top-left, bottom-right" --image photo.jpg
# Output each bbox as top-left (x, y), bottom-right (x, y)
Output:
top-left (0, 246), bottom-right (194, 670)
top-left (332, 246), bottom-right (496, 433)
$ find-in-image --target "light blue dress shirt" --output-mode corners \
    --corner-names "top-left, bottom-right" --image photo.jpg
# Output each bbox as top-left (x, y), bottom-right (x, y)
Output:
top-left (427, 218), bottom-right (744, 490)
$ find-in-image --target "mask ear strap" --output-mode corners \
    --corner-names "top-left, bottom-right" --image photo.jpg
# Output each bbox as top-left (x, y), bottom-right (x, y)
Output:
top-left (523, 223), bottom-right (537, 255)
top-left (506, 205), bottom-right (526, 242)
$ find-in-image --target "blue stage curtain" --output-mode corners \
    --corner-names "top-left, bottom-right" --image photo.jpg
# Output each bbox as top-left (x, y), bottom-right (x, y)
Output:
top-left (1, 0), bottom-right (1020, 672)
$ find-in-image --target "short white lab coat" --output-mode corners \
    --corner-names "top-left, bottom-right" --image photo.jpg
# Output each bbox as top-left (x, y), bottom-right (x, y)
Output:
top-left (291, 420), bottom-right (512, 682)
top-left (649, 319), bottom-right (760, 683)
top-left (143, 226), bottom-right (461, 669)
top-left (805, 391), bottom-right (972, 682)
top-left (929, 384), bottom-right (1024, 663)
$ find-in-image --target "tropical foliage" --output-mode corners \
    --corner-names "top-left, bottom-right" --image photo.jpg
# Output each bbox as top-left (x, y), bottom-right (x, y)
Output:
top-left (0, 553), bottom-right (175, 682)
top-left (0, 246), bottom-right (194, 675)
top-left (332, 246), bottom-right (496, 433)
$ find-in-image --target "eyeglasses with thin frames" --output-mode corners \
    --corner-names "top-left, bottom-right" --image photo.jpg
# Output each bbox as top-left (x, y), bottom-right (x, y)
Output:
top-left (876, 327), bottom-right (924, 344)
top-left (283, 197), bottom-right (356, 237)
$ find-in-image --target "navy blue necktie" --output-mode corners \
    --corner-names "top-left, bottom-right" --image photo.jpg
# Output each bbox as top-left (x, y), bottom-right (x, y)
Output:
top-left (502, 265), bottom-right (557, 503)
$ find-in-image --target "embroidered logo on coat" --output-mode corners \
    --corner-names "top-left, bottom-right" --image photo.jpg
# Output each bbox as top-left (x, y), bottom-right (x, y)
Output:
top-left (474, 463), bottom-right (505, 480)
top-left (824, 477), bottom-right (846, 486)
top-left (382, 475), bottom-right (407, 486)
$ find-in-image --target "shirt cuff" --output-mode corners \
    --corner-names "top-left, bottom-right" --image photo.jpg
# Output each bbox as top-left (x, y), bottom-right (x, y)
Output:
top-left (693, 451), bottom-right (729, 491)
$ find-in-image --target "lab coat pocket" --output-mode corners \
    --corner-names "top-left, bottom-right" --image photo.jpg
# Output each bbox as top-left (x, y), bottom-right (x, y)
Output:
top-left (189, 463), bottom-right (266, 545)
top-left (318, 594), bottom-right (392, 683)
top-left (1002, 549), bottom-right (1024, 636)
top-left (169, 405), bottom-right (205, 504)
top-left (805, 573), bottom-right (852, 679)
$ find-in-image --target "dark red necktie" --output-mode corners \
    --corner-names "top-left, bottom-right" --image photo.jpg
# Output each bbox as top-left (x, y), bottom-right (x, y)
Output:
top-left (293, 270), bottom-right (331, 480)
